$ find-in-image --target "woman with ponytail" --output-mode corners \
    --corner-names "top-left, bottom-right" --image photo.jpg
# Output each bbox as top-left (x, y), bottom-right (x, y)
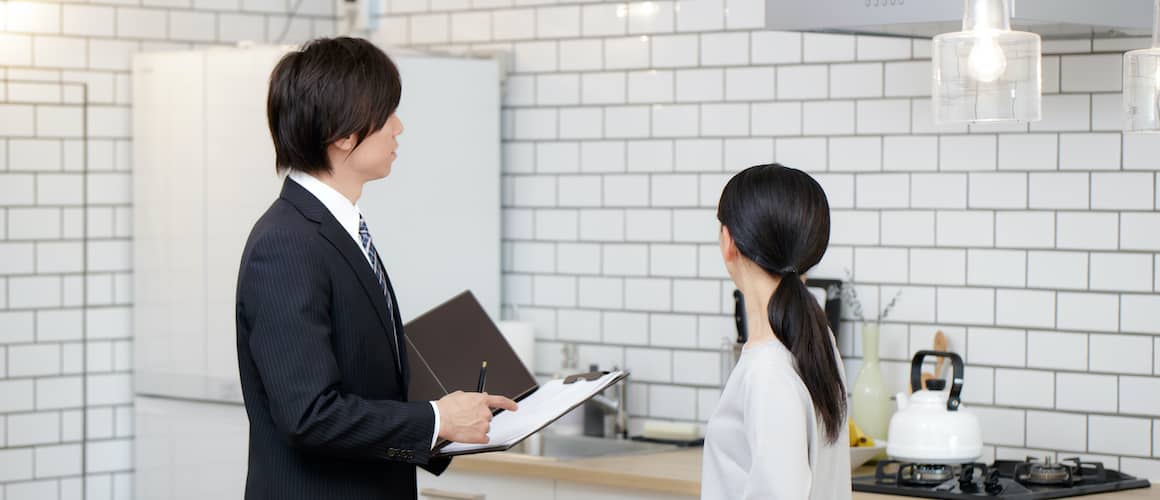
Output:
top-left (701, 163), bottom-right (851, 500)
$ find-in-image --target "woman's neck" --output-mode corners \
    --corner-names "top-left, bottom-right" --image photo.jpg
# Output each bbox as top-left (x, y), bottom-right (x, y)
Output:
top-left (739, 272), bottom-right (781, 349)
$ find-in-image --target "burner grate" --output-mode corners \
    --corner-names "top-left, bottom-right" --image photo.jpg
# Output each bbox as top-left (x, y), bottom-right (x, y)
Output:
top-left (854, 458), bottom-right (1149, 499)
top-left (1011, 456), bottom-right (1108, 487)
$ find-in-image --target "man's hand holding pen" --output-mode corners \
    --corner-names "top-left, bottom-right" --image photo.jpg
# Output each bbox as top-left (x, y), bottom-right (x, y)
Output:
top-left (434, 361), bottom-right (518, 444)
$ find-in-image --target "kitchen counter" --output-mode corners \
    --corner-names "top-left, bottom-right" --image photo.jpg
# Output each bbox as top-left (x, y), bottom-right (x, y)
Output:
top-left (449, 448), bottom-right (702, 496)
top-left (449, 448), bottom-right (1159, 499)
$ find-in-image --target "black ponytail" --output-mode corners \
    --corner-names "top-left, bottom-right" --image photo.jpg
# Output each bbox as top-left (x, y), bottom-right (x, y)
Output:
top-left (718, 164), bottom-right (847, 444)
top-left (767, 269), bottom-right (846, 444)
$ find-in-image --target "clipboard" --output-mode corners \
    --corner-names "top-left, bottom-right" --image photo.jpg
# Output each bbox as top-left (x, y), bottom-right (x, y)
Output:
top-left (433, 370), bottom-right (630, 458)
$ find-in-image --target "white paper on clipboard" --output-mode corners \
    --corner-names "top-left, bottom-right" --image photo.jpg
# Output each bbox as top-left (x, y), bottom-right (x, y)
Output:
top-left (436, 371), bottom-right (627, 457)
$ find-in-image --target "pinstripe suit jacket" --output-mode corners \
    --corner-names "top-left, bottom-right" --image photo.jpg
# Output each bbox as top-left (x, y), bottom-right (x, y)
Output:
top-left (236, 178), bottom-right (450, 500)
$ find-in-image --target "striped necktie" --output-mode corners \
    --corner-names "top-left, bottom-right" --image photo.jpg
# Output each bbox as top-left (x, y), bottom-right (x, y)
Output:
top-left (357, 214), bottom-right (399, 363)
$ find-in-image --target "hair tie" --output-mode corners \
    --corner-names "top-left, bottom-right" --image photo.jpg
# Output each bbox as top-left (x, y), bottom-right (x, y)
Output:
top-left (780, 267), bottom-right (798, 276)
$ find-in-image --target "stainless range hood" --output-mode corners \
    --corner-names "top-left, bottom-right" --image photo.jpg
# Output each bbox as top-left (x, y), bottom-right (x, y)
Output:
top-left (767, 0), bottom-right (1155, 39)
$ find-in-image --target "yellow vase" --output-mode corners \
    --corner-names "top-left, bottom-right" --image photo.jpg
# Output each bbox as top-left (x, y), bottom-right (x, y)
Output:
top-left (850, 323), bottom-right (892, 441)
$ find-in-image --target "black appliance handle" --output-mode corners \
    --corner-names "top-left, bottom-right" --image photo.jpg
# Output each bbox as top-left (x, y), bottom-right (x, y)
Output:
top-left (732, 289), bottom-right (747, 343)
top-left (804, 278), bottom-right (842, 335)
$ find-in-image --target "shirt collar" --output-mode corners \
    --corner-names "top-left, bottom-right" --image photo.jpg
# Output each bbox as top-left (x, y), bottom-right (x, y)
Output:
top-left (287, 170), bottom-right (362, 243)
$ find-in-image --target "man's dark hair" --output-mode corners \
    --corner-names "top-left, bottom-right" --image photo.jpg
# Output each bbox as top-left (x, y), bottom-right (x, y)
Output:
top-left (267, 37), bottom-right (402, 174)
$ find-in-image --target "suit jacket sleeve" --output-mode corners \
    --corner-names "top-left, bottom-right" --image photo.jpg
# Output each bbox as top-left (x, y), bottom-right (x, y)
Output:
top-left (240, 229), bottom-right (437, 465)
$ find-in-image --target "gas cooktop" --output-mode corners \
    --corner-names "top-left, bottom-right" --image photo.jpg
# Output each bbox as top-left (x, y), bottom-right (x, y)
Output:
top-left (852, 457), bottom-right (1151, 499)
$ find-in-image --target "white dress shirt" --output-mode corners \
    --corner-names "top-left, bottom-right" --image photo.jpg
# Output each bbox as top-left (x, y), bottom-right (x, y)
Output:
top-left (701, 337), bottom-right (852, 500)
top-left (288, 171), bottom-right (442, 450)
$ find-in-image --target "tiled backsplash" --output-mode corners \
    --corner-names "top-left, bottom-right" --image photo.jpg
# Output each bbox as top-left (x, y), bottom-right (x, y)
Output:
top-left (0, 1), bottom-right (334, 497)
top-left (374, 0), bottom-right (1160, 480)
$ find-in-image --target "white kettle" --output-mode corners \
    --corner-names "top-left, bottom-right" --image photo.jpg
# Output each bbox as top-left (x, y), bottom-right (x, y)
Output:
top-left (886, 351), bottom-right (982, 464)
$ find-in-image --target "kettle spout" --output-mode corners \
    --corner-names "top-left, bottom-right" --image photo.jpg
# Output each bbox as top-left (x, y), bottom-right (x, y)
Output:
top-left (894, 392), bottom-right (908, 411)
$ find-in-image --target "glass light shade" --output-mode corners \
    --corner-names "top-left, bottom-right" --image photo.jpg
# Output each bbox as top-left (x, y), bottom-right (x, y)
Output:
top-left (932, 0), bottom-right (1042, 124)
top-left (1123, 0), bottom-right (1160, 133)
top-left (933, 29), bottom-right (1042, 123)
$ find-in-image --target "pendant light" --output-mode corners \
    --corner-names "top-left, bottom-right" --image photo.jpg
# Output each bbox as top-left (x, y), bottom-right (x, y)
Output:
top-left (1124, 0), bottom-right (1160, 133)
top-left (932, 0), bottom-right (1042, 124)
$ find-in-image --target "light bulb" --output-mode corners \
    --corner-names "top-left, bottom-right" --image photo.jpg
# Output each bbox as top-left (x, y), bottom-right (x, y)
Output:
top-left (967, 34), bottom-right (1008, 83)
top-left (636, 1), bottom-right (657, 16)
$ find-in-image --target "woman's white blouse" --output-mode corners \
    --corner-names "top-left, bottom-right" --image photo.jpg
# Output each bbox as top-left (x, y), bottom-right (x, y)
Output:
top-left (701, 338), bottom-right (852, 500)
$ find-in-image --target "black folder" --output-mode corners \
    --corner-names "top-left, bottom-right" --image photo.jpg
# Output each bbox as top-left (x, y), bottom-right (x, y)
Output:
top-left (403, 291), bottom-right (630, 457)
top-left (403, 290), bottom-right (539, 405)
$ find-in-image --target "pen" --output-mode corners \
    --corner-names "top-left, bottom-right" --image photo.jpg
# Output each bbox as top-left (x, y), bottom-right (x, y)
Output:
top-left (476, 360), bottom-right (488, 393)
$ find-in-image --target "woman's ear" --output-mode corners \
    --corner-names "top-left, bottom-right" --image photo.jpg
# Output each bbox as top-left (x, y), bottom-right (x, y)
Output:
top-left (719, 225), bottom-right (739, 263)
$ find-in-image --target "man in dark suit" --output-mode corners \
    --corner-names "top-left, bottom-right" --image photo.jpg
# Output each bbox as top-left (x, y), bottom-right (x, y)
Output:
top-left (235, 37), bottom-right (517, 500)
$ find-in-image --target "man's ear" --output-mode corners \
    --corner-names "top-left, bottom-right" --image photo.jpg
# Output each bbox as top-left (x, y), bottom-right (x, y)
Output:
top-left (332, 133), bottom-right (357, 152)
top-left (719, 225), bottom-right (739, 263)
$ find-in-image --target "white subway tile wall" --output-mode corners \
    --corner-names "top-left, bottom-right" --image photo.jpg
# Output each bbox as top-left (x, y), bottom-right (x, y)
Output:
top-left (1, 2), bottom-right (329, 496)
top-left (388, 6), bottom-right (1160, 468)
top-left (2, 0), bottom-right (1157, 488)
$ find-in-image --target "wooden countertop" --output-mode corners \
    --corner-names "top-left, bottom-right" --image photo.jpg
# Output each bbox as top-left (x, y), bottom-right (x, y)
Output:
top-left (450, 448), bottom-right (703, 496)
top-left (449, 448), bottom-right (1158, 499)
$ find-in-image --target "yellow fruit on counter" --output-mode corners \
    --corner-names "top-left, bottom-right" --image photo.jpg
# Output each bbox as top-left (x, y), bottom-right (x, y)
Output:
top-left (848, 420), bottom-right (875, 447)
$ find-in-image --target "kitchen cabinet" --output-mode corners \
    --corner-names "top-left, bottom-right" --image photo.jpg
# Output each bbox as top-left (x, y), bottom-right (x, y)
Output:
top-left (555, 480), bottom-right (694, 500)
top-left (132, 48), bottom-right (286, 404)
top-left (133, 396), bottom-right (248, 500)
top-left (419, 470), bottom-right (556, 499)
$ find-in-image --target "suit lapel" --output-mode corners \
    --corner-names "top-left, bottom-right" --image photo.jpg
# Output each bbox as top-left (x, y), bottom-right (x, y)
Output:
top-left (280, 179), bottom-right (405, 381)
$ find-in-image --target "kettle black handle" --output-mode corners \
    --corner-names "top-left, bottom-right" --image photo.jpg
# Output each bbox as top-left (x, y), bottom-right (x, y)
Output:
top-left (909, 350), bottom-right (965, 412)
